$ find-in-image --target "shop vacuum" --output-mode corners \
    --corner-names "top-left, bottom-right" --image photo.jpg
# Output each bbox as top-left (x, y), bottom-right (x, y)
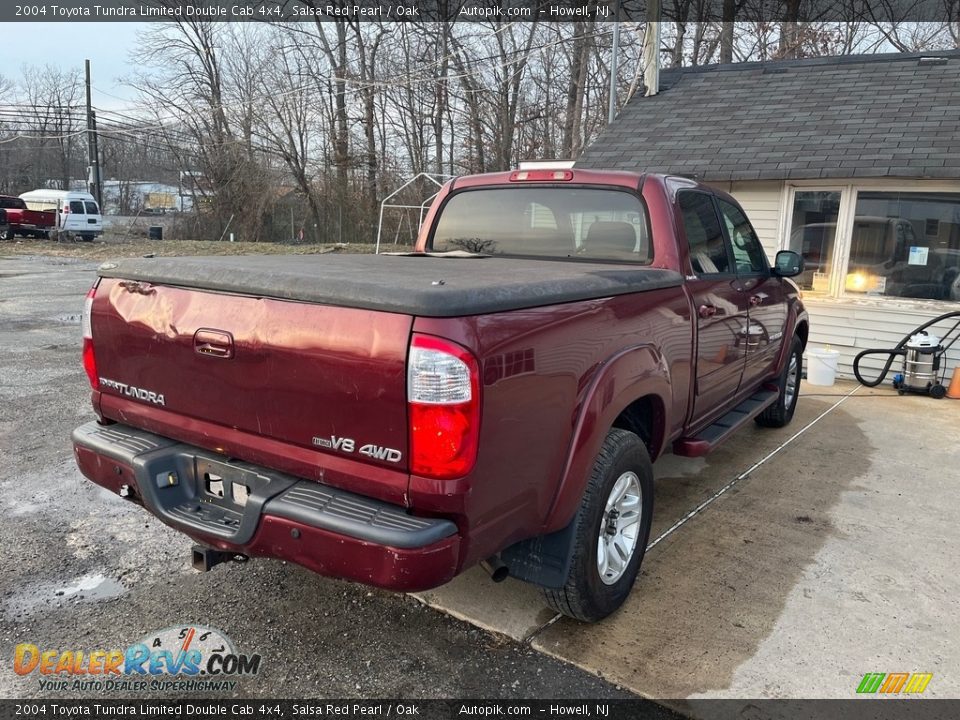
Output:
top-left (853, 311), bottom-right (960, 398)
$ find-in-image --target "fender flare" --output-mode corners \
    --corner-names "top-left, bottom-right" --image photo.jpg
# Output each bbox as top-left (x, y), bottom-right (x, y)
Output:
top-left (544, 343), bottom-right (672, 532)
top-left (502, 344), bottom-right (671, 588)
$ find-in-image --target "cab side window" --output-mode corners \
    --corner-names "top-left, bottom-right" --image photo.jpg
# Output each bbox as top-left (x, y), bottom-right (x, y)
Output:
top-left (717, 199), bottom-right (768, 275)
top-left (679, 191), bottom-right (730, 275)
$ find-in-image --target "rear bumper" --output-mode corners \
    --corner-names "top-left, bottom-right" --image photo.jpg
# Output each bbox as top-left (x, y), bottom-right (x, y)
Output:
top-left (72, 422), bottom-right (460, 591)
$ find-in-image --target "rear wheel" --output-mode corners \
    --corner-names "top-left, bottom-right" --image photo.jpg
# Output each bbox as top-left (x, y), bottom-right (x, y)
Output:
top-left (80, 233), bottom-right (95, 242)
top-left (1, 228), bottom-right (14, 241)
top-left (756, 335), bottom-right (803, 428)
top-left (543, 428), bottom-right (654, 622)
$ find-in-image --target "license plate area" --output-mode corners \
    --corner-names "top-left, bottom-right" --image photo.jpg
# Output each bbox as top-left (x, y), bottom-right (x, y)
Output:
top-left (137, 450), bottom-right (297, 543)
top-left (194, 458), bottom-right (260, 512)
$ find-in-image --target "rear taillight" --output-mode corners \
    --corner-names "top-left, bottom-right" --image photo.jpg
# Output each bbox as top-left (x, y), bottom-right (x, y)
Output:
top-left (407, 334), bottom-right (480, 480)
top-left (82, 287), bottom-right (98, 390)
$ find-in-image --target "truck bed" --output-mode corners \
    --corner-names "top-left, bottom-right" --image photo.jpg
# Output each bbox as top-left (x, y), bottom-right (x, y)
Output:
top-left (97, 254), bottom-right (684, 317)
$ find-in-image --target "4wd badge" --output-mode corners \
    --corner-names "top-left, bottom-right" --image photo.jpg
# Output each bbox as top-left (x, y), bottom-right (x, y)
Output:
top-left (312, 435), bottom-right (402, 463)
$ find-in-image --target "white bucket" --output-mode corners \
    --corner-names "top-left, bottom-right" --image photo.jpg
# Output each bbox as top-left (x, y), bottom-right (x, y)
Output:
top-left (806, 348), bottom-right (840, 386)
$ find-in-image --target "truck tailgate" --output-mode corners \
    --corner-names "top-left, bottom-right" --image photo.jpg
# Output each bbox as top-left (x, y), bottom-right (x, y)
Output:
top-left (92, 278), bottom-right (412, 473)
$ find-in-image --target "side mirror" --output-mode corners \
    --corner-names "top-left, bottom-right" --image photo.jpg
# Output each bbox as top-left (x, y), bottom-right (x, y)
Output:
top-left (773, 250), bottom-right (804, 278)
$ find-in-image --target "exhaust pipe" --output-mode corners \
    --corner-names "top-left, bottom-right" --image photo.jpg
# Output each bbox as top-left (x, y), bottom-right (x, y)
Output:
top-left (192, 545), bottom-right (246, 572)
top-left (480, 555), bottom-right (509, 583)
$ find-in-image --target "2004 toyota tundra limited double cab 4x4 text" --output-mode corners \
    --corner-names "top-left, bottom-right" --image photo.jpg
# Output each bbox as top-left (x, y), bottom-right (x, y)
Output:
top-left (73, 170), bottom-right (808, 622)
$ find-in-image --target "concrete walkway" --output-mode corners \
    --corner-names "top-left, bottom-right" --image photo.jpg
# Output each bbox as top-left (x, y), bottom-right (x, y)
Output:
top-left (417, 380), bottom-right (960, 700)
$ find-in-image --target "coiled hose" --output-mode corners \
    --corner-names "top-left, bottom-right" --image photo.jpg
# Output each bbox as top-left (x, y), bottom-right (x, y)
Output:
top-left (853, 347), bottom-right (906, 387)
top-left (853, 310), bottom-right (960, 387)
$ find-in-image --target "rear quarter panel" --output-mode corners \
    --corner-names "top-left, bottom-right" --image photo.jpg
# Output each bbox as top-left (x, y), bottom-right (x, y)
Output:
top-left (411, 285), bottom-right (693, 569)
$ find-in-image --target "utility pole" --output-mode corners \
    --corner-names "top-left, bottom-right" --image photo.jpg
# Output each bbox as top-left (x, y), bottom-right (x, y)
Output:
top-left (84, 60), bottom-right (103, 208)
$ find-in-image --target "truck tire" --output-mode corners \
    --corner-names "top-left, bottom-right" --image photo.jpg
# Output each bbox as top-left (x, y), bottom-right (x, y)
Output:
top-left (1, 228), bottom-right (14, 241)
top-left (80, 233), bottom-right (95, 242)
top-left (543, 428), bottom-right (654, 622)
top-left (755, 335), bottom-right (803, 428)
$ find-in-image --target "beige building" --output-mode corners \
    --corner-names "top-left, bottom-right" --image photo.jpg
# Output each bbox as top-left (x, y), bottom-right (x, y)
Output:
top-left (579, 51), bottom-right (960, 381)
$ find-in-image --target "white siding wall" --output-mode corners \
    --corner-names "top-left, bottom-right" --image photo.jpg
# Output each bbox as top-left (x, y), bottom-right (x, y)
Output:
top-left (706, 180), bottom-right (784, 258)
top-left (804, 299), bottom-right (960, 383)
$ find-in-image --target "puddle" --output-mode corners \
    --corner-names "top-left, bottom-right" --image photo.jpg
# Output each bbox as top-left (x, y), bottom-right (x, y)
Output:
top-left (56, 573), bottom-right (125, 600)
top-left (4, 572), bottom-right (127, 620)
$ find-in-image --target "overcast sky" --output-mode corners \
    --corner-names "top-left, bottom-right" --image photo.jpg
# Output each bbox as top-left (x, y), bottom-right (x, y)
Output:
top-left (0, 22), bottom-right (146, 108)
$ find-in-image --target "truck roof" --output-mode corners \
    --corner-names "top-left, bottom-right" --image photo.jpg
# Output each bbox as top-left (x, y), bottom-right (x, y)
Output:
top-left (450, 168), bottom-right (647, 191)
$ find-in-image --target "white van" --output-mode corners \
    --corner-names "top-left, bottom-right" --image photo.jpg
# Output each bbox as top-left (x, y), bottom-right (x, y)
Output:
top-left (19, 189), bottom-right (103, 241)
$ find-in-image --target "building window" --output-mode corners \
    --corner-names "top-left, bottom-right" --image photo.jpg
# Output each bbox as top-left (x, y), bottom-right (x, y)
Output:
top-left (788, 190), bottom-right (841, 293)
top-left (847, 192), bottom-right (960, 301)
top-left (787, 188), bottom-right (960, 303)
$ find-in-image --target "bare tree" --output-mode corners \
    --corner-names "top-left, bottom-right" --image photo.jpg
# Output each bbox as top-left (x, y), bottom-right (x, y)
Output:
top-left (132, 18), bottom-right (273, 241)
top-left (18, 65), bottom-right (83, 189)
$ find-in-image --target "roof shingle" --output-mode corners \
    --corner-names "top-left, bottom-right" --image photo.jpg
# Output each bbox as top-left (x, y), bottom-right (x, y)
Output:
top-left (576, 51), bottom-right (960, 181)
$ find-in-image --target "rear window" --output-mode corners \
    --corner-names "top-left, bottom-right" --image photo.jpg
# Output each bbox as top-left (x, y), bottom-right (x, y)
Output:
top-left (431, 188), bottom-right (651, 263)
top-left (84, 201), bottom-right (99, 215)
top-left (0, 197), bottom-right (25, 209)
top-left (69, 201), bottom-right (85, 214)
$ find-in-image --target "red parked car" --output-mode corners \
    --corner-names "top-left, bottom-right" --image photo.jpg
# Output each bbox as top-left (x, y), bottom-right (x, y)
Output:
top-left (73, 170), bottom-right (808, 621)
top-left (0, 195), bottom-right (55, 240)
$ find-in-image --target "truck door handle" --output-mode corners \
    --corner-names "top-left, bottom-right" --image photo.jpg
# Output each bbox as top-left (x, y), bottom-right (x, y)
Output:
top-left (698, 304), bottom-right (717, 319)
top-left (194, 329), bottom-right (234, 359)
top-left (749, 295), bottom-right (763, 307)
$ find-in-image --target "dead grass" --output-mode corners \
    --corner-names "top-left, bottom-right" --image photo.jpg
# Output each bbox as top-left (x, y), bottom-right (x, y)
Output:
top-left (0, 237), bottom-right (411, 261)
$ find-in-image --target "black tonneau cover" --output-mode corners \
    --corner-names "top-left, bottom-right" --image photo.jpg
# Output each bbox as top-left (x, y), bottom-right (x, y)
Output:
top-left (97, 254), bottom-right (683, 317)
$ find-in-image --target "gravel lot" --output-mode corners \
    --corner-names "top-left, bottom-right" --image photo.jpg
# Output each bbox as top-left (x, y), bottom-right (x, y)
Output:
top-left (0, 253), bottom-right (679, 713)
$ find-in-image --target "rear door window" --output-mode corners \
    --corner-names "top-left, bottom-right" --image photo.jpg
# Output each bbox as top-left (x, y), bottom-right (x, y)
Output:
top-left (69, 201), bottom-right (85, 214)
top-left (84, 201), bottom-right (99, 215)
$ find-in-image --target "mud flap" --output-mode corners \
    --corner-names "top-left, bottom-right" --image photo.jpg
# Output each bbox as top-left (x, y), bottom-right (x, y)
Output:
top-left (500, 516), bottom-right (577, 589)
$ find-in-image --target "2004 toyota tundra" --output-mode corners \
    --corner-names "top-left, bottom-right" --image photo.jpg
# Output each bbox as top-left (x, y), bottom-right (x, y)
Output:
top-left (72, 170), bottom-right (808, 622)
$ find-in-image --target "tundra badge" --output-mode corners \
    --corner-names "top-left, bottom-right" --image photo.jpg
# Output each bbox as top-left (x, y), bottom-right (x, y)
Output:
top-left (99, 377), bottom-right (166, 406)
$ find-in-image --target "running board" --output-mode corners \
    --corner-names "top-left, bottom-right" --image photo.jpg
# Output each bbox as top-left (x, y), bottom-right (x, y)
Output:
top-left (673, 390), bottom-right (779, 457)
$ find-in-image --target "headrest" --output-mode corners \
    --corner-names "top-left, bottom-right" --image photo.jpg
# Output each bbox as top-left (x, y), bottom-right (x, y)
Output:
top-left (584, 221), bottom-right (637, 254)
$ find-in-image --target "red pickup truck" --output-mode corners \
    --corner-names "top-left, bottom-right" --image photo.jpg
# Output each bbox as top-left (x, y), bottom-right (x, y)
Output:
top-left (73, 170), bottom-right (808, 621)
top-left (0, 195), bottom-right (55, 240)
